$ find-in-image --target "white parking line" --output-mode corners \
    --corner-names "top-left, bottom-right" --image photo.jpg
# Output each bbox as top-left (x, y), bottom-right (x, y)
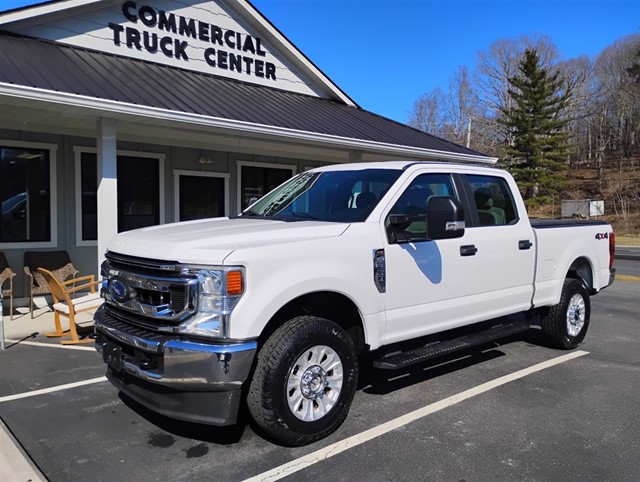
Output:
top-left (0, 377), bottom-right (107, 403)
top-left (4, 339), bottom-right (95, 351)
top-left (244, 350), bottom-right (589, 482)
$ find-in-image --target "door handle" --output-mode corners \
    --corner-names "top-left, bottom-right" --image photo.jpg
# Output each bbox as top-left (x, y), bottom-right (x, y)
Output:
top-left (519, 240), bottom-right (533, 250)
top-left (460, 245), bottom-right (478, 256)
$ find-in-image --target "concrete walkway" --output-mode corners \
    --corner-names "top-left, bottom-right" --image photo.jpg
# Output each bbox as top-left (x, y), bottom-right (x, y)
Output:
top-left (0, 418), bottom-right (46, 482)
top-left (1, 304), bottom-right (95, 346)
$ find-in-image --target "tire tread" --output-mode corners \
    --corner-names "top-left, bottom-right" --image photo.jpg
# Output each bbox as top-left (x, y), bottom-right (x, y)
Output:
top-left (247, 315), bottom-right (357, 446)
top-left (541, 278), bottom-right (590, 350)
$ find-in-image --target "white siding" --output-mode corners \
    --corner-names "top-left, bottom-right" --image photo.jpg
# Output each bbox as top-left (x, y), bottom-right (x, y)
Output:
top-left (10, 0), bottom-right (321, 96)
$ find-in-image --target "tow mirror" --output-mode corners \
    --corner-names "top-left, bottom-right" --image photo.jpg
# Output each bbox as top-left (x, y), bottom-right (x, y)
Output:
top-left (426, 196), bottom-right (465, 240)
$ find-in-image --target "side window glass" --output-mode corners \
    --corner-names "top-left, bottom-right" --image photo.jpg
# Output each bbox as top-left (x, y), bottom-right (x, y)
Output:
top-left (467, 175), bottom-right (519, 226)
top-left (389, 173), bottom-right (457, 240)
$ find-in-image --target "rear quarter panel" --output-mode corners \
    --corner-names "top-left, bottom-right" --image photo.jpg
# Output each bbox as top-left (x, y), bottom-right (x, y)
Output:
top-left (532, 222), bottom-right (613, 307)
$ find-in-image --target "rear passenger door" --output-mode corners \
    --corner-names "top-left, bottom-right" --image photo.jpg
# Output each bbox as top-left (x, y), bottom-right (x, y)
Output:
top-left (462, 173), bottom-right (536, 318)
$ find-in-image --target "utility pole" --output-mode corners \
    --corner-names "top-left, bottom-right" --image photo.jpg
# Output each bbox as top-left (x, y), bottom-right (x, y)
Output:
top-left (466, 117), bottom-right (472, 148)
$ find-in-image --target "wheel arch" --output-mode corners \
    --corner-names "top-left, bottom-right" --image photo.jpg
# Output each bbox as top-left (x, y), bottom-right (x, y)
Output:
top-left (257, 291), bottom-right (368, 353)
top-left (566, 256), bottom-right (596, 294)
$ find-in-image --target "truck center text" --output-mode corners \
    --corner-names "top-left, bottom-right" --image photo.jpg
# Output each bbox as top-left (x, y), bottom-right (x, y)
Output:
top-left (108, 2), bottom-right (277, 80)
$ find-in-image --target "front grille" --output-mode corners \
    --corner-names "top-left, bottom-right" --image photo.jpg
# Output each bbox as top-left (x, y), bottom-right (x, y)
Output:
top-left (102, 253), bottom-right (198, 328)
top-left (105, 251), bottom-right (182, 276)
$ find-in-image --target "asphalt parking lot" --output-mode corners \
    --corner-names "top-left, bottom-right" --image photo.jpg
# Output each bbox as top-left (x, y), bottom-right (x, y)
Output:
top-left (1, 280), bottom-right (639, 482)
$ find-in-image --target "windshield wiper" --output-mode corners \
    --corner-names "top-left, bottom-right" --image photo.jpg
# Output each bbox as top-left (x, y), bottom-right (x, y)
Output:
top-left (273, 212), bottom-right (322, 222)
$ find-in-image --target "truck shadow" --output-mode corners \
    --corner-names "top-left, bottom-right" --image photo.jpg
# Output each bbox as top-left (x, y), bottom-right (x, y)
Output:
top-left (359, 347), bottom-right (506, 395)
top-left (358, 326), bottom-right (543, 396)
top-left (118, 392), bottom-right (251, 445)
top-left (117, 330), bottom-right (543, 445)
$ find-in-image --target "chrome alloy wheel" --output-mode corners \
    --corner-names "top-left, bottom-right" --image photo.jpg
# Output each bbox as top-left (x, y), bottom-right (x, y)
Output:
top-left (566, 293), bottom-right (586, 337)
top-left (286, 345), bottom-right (344, 422)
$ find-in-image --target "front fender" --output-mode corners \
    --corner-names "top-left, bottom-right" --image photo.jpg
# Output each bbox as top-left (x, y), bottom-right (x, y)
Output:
top-left (225, 227), bottom-right (386, 346)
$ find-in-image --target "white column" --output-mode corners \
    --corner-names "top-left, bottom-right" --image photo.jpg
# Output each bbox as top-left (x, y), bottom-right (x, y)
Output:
top-left (97, 118), bottom-right (118, 275)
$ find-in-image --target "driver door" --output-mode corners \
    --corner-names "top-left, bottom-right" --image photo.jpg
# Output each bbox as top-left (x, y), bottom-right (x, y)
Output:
top-left (381, 171), bottom-right (479, 345)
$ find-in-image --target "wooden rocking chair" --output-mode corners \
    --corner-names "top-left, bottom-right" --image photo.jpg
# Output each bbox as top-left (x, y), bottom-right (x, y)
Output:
top-left (37, 268), bottom-right (103, 345)
top-left (24, 250), bottom-right (79, 318)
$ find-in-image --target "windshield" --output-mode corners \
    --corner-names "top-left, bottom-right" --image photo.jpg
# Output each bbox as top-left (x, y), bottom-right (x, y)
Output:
top-left (241, 169), bottom-right (402, 222)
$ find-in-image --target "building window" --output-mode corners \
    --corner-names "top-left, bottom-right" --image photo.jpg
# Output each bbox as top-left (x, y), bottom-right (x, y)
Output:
top-left (117, 155), bottom-right (160, 232)
top-left (75, 149), bottom-right (164, 245)
top-left (174, 170), bottom-right (229, 221)
top-left (237, 161), bottom-right (296, 213)
top-left (79, 152), bottom-right (97, 241)
top-left (0, 141), bottom-right (57, 248)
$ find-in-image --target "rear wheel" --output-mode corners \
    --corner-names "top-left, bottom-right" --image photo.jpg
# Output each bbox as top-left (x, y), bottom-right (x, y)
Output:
top-left (541, 278), bottom-right (591, 349)
top-left (247, 316), bottom-right (358, 446)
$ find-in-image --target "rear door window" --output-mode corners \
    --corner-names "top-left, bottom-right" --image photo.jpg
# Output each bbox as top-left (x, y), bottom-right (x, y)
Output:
top-left (466, 175), bottom-right (519, 226)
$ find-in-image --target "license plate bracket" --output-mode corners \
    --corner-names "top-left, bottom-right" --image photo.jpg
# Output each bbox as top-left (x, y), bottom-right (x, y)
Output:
top-left (103, 342), bottom-right (123, 372)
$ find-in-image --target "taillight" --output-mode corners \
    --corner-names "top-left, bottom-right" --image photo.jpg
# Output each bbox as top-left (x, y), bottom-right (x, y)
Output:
top-left (609, 232), bottom-right (615, 269)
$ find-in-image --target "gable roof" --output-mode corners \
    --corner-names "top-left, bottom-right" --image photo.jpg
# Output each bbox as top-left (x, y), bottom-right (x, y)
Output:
top-left (0, 0), bottom-right (356, 105)
top-left (0, 33), bottom-right (493, 162)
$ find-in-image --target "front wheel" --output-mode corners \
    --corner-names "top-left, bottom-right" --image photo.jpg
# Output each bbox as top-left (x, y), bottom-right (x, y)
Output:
top-left (247, 316), bottom-right (358, 446)
top-left (541, 278), bottom-right (591, 349)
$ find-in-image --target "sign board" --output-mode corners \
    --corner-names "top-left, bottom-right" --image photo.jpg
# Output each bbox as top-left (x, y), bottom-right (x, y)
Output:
top-left (10, 0), bottom-right (319, 96)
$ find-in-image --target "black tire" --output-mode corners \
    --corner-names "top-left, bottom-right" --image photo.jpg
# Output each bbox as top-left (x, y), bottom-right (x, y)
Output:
top-left (247, 316), bottom-right (358, 446)
top-left (541, 278), bottom-right (591, 349)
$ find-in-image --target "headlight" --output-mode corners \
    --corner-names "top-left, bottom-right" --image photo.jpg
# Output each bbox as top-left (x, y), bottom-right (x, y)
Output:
top-left (179, 266), bottom-right (245, 339)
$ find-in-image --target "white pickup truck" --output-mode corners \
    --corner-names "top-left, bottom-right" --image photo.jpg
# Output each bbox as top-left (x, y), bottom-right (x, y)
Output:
top-left (94, 161), bottom-right (615, 446)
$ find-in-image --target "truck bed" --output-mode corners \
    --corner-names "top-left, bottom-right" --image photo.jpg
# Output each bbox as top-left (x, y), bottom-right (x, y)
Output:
top-left (530, 218), bottom-right (609, 229)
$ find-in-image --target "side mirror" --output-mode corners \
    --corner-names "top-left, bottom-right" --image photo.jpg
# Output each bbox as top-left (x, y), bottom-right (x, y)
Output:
top-left (426, 196), bottom-right (465, 240)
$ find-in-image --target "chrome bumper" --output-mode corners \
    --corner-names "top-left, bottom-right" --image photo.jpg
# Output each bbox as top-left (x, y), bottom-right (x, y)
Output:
top-left (93, 306), bottom-right (257, 425)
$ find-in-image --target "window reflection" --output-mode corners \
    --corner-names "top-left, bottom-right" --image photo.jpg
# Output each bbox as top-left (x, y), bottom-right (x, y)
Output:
top-left (0, 147), bottom-right (51, 243)
top-left (240, 165), bottom-right (293, 211)
top-left (80, 153), bottom-right (160, 239)
top-left (179, 175), bottom-right (225, 221)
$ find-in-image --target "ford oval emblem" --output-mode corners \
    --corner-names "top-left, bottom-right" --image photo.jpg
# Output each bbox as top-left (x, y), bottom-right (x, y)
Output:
top-left (109, 277), bottom-right (132, 303)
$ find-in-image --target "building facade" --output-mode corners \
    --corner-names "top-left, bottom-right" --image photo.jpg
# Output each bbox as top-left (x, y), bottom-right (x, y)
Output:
top-left (0, 0), bottom-right (493, 301)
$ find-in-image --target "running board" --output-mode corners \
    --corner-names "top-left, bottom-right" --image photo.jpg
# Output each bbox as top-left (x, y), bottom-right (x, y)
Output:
top-left (373, 321), bottom-right (530, 370)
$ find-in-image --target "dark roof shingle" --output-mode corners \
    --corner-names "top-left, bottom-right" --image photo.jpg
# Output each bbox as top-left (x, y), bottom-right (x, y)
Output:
top-left (0, 34), bottom-right (488, 158)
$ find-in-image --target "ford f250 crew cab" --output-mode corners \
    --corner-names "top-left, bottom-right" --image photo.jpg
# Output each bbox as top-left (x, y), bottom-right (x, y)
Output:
top-left (94, 161), bottom-right (615, 446)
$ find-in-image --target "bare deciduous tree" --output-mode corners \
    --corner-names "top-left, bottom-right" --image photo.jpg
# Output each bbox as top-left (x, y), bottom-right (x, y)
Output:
top-left (408, 33), bottom-right (640, 231)
top-left (408, 87), bottom-right (445, 136)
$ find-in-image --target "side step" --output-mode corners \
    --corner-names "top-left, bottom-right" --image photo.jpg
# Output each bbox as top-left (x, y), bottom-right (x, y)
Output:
top-left (373, 321), bottom-right (530, 370)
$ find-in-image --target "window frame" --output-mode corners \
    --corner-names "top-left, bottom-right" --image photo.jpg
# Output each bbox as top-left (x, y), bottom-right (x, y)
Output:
top-left (236, 160), bottom-right (296, 214)
top-left (173, 170), bottom-right (230, 222)
top-left (463, 173), bottom-right (520, 228)
top-left (0, 140), bottom-right (58, 249)
top-left (74, 147), bottom-right (165, 247)
top-left (385, 172), bottom-right (460, 244)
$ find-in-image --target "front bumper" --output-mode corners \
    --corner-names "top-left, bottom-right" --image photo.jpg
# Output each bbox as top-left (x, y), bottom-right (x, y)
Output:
top-left (94, 306), bottom-right (257, 426)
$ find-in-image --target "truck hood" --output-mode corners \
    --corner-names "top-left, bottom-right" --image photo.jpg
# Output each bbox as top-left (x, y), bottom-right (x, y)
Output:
top-left (106, 217), bottom-right (350, 264)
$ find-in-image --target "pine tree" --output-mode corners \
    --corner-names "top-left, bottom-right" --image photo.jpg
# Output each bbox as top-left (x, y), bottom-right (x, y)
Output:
top-left (500, 49), bottom-right (572, 206)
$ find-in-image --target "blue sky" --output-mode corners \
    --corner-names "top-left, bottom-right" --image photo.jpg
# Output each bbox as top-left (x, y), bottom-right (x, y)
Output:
top-left (1, 0), bottom-right (639, 123)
